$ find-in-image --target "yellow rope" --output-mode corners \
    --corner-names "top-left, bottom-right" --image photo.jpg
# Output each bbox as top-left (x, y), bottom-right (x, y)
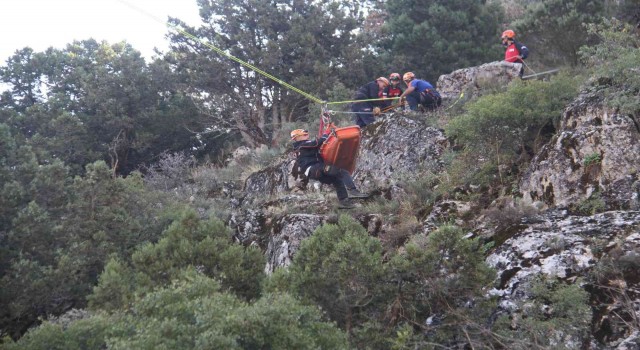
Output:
top-left (326, 96), bottom-right (400, 105)
top-left (117, 0), bottom-right (408, 108)
top-left (116, 0), bottom-right (324, 104)
top-left (443, 91), bottom-right (465, 111)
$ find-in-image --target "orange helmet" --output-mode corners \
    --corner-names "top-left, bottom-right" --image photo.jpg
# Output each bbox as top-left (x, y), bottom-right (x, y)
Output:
top-left (376, 77), bottom-right (390, 87)
top-left (501, 30), bottom-right (515, 39)
top-left (389, 73), bottom-right (401, 81)
top-left (290, 129), bottom-right (309, 140)
top-left (402, 72), bottom-right (415, 82)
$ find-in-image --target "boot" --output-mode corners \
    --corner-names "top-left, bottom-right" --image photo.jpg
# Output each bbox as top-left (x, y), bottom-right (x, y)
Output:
top-left (338, 198), bottom-right (355, 209)
top-left (348, 188), bottom-right (369, 199)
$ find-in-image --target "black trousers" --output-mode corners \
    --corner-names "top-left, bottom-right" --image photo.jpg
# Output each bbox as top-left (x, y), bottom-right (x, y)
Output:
top-left (306, 163), bottom-right (355, 200)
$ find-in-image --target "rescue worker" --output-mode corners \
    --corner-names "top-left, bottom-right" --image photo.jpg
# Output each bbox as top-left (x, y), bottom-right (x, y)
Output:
top-left (383, 73), bottom-right (404, 109)
top-left (501, 29), bottom-right (529, 76)
top-left (290, 128), bottom-right (369, 209)
top-left (351, 77), bottom-right (389, 128)
top-left (399, 72), bottom-right (441, 111)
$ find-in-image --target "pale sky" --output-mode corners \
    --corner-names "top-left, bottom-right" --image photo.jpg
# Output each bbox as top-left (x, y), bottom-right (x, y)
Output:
top-left (0, 0), bottom-right (202, 64)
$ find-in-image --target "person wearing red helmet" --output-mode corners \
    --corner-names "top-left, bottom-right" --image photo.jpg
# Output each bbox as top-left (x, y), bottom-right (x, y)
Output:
top-left (290, 128), bottom-right (368, 209)
top-left (501, 29), bottom-right (529, 76)
top-left (382, 73), bottom-right (404, 109)
top-left (350, 77), bottom-right (390, 128)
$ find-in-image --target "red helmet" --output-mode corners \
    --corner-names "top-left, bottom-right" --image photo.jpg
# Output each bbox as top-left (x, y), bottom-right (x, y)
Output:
top-left (389, 73), bottom-right (401, 81)
top-left (501, 30), bottom-right (515, 39)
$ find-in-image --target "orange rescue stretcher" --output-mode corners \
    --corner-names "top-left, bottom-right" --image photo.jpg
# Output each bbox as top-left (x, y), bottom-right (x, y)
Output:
top-left (319, 125), bottom-right (361, 175)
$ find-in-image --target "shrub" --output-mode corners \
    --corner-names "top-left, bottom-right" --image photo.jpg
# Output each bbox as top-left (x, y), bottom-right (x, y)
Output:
top-left (265, 215), bottom-right (386, 333)
top-left (445, 75), bottom-right (580, 186)
top-left (5, 272), bottom-right (349, 350)
top-left (493, 277), bottom-right (591, 349)
top-left (89, 210), bottom-right (265, 309)
top-left (580, 19), bottom-right (640, 116)
top-left (583, 152), bottom-right (601, 167)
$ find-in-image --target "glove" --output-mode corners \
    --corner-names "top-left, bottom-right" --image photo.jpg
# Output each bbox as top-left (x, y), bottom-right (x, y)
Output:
top-left (373, 107), bottom-right (381, 116)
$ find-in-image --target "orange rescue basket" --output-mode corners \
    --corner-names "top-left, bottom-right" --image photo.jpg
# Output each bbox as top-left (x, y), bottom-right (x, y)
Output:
top-left (319, 126), bottom-right (361, 175)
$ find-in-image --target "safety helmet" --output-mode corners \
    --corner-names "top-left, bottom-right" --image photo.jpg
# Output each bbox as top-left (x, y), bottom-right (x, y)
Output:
top-left (501, 30), bottom-right (515, 39)
top-left (389, 73), bottom-right (401, 81)
top-left (376, 77), bottom-right (390, 87)
top-left (290, 129), bottom-right (309, 139)
top-left (402, 72), bottom-right (415, 82)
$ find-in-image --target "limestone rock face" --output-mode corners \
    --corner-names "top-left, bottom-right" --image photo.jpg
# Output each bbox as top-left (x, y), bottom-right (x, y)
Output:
top-left (243, 157), bottom-right (297, 205)
top-left (355, 114), bottom-right (448, 196)
top-left (263, 213), bottom-right (327, 274)
top-left (519, 91), bottom-right (640, 210)
top-left (240, 114), bottom-right (448, 202)
top-left (486, 210), bottom-right (640, 346)
top-left (436, 61), bottom-right (522, 100)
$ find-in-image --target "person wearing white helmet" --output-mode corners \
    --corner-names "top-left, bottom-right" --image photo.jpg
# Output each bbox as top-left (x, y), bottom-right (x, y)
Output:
top-left (350, 77), bottom-right (390, 128)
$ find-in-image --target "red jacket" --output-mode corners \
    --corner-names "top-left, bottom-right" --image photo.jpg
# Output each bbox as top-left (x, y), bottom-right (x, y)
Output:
top-left (504, 41), bottom-right (529, 63)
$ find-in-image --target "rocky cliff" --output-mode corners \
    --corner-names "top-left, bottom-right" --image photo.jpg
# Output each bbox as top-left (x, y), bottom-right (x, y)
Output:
top-left (226, 63), bottom-right (640, 348)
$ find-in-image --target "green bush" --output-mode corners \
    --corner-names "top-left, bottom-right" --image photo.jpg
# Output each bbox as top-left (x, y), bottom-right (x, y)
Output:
top-left (89, 210), bottom-right (265, 310)
top-left (265, 215), bottom-right (386, 333)
top-left (583, 152), bottom-right (601, 167)
top-left (4, 272), bottom-right (348, 350)
top-left (445, 75), bottom-right (580, 187)
top-left (580, 19), bottom-right (640, 116)
top-left (493, 277), bottom-right (591, 349)
top-left (570, 191), bottom-right (606, 215)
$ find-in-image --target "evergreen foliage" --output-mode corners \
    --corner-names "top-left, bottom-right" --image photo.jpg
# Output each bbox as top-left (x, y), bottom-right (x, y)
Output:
top-left (580, 19), bottom-right (640, 116)
top-left (382, 0), bottom-right (504, 82)
top-left (444, 74), bottom-right (580, 188)
top-left (493, 277), bottom-right (591, 348)
top-left (3, 272), bottom-right (348, 350)
top-left (0, 40), bottom-right (205, 175)
top-left (166, 0), bottom-right (368, 146)
top-left (1, 1), bottom-right (637, 347)
top-left (513, 0), bottom-right (604, 66)
top-left (89, 209), bottom-right (265, 311)
top-left (267, 215), bottom-right (386, 333)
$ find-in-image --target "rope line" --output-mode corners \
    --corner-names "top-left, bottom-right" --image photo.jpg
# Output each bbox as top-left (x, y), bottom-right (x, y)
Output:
top-left (443, 91), bottom-right (465, 111)
top-left (116, 0), bottom-right (324, 104)
top-left (326, 96), bottom-right (400, 105)
top-left (115, 1), bottom-right (415, 108)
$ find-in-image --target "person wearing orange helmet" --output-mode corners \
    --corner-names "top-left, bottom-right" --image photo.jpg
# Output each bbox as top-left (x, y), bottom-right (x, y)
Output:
top-left (290, 128), bottom-right (368, 209)
top-left (350, 77), bottom-right (390, 128)
top-left (398, 72), bottom-right (441, 111)
top-left (382, 73), bottom-right (404, 109)
top-left (501, 29), bottom-right (529, 66)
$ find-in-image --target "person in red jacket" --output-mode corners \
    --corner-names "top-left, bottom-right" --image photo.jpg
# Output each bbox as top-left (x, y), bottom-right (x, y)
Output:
top-left (501, 29), bottom-right (529, 76)
top-left (382, 73), bottom-right (404, 109)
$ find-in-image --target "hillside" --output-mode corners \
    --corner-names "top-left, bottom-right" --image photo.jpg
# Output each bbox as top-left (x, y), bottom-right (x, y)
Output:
top-left (1, 1), bottom-right (640, 349)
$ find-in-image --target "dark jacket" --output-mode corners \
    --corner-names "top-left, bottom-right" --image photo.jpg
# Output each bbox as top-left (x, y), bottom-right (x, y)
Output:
top-left (292, 135), bottom-right (328, 171)
top-left (353, 81), bottom-right (386, 109)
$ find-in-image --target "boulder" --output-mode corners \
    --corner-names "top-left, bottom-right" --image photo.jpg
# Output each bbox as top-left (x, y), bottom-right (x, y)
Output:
top-left (264, 213), bottom-right (327, 274)
top-left (436, 61), bottom-right (523, 101)
top-left (519, 91), bottom-right (640, 210)
top-left (486, 209), bottom-right (640, 346)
